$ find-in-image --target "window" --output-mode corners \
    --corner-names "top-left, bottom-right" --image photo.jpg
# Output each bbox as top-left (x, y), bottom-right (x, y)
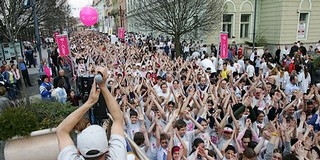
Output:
top-left (297, 13), bottom-right (308, 39)
top-left (222, 14), bottom-right (233, 38)
top-left (240, 14), bottom-right (250, 38)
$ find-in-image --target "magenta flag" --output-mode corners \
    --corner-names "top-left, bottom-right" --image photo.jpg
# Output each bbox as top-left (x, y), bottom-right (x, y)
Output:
top-left (118, 27), bottom-right (125, 39)
top-left (220, 33), bottom-right (228, 59)
top-left (56, 35), bottom-right (70, 57)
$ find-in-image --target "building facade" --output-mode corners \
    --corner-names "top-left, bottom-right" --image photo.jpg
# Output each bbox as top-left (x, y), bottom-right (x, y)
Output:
top-left (218, 0), bottom-right (320, 46)
top-left (125, 0), bottom-right (320, 46)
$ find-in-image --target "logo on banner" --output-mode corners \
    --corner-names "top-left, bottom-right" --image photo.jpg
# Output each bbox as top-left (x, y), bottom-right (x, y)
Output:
top-left (118, 27), bottom-right (125, 39)
top-left (56, 35), bottom-right (70, 57)
top-left (220, 33), bottom-right (228, 59)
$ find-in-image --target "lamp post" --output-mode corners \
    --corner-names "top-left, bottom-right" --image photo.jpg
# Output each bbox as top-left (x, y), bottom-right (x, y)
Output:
top-left (32, 0), bottom-right (42, 62)
top-left (23, 0), bottom-right (42, 62)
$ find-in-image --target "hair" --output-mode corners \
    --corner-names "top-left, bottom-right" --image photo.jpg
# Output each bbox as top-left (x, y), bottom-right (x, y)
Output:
top-left (289, 75), bottom-right (296, 82)
top-left (174, 119), bottom-right (187, 130)
top-left (190, 138), bottom-right (204, 155)
top-left (243, 129), bottom-right (253, 139)
top-left (242, 147), bottom-right (256, 159)
top-left (129, 109), bottom-right (138, 117)
top-left (133, 132), bottom-right (145, 146)
top-left (58, 79), bottom-right (65, 88)
top-left (160, 133), bottom-right (168, 141)
top-left (225, 145), bottom-right (236, 153)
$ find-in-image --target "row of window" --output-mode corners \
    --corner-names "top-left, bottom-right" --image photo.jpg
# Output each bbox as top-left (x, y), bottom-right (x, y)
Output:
top-left (222, 12), bottom-right (309, 39)
top-left (222, 14), bottom-right (251, 39)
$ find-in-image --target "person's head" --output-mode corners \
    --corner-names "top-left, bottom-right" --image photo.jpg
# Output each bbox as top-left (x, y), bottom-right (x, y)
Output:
top-left (222, 124), bottom-right (234, 139)
top-left (242, 131), bottom-right (252, 149)
top-left (129, 109), bottom-right (138, 124)
top-left (160, 134), bottom-right (168, 148)
top-left (220, 79), bottom-right (227, 89)
top-left (69, 89), bottom-right (76, 98)
top-left (41, 75), bottom-right (49, 83)
top-left (58, 69), bottom-right (65, 76)
top-left (254, 87), bottom-right (263, 99)
top-left (242, 148), bottom-right (257, 160)
top-left (77, 125), bottom-right (108, 159)
top-left (306, 100), bottom-right (315, 113)
top-left (200, 77), bottom-right (207, 85)
top-left (256, 111), bottom-right (265, 123)
top-left (191, 138), bottom-right (205, 153)
top-left (174, 119), bottom-right (187, 137)
top-left (160, 82), bottom-right (168, 93)
top-left (225, 145), bottom-right (236, 159)
top-left (223, 62), bottom-right (227, 70)
top-left (171, 146), bottom-right (181, 159)
top-left (199, 118), bottom-right (208, 130)
top-left (133, 132), bottom-right (145, 146)
top-left (272, 149), bottom-right (282, 160)
top-left (58, 79), bottom-right (65, 88)
top-left (289, 75), bottom-right (298, 84)
top-left (167, 101), bottom-right (175, 112)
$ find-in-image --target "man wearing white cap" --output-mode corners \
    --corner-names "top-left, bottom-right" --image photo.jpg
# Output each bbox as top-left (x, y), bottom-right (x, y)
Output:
top-left (57, 67), bottom-right (126, 160)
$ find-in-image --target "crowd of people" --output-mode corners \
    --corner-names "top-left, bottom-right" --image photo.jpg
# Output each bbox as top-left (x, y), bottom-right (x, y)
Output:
top-left (2, 29), bottom-right (320, 159)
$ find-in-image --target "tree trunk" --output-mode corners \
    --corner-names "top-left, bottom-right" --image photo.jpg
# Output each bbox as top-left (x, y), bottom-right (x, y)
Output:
top-left (173, 36), bottom-right (182, 59)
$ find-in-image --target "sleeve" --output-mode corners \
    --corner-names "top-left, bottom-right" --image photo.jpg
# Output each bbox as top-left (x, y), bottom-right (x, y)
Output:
top-left (283, 141), bottom-right (291, 156)
top-left (57, 145), bottom-right (84, 160)
top-left (39, 85), bottom-right (50, 97)
top-left (108, 134), bottom-right (127, 160)
top-left (264, 142), bottom-right (275, 160)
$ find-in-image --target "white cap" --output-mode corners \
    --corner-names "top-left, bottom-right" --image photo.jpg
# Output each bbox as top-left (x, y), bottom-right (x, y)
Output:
top-left (77, 125), bottom-right (108, 158)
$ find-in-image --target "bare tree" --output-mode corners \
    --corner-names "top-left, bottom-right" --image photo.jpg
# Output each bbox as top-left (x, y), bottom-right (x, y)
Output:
top-left (130, 0), bottom-right (225, 57)
top-left (0, 0), bottom-right (69, 42)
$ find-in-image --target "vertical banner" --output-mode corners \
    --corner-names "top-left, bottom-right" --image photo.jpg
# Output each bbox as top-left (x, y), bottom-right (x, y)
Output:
top-left (220, 33), bottom-right (228, 59)
top-left (56, 34), bottom-right (70, 57)
top-left (118, 27), bottom-right (125, 39)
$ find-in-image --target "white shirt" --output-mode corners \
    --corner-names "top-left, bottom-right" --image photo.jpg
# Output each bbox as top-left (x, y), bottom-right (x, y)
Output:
top-left (246, 64), bottom-right (255, 77)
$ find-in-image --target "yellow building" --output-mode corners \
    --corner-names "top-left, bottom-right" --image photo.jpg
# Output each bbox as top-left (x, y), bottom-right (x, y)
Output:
top-left (215, 0), bottom-right (320, 46)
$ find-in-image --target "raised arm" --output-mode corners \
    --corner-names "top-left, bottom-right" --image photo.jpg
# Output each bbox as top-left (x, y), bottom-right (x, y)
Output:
top-left (57, 81), bottom-right (100, 151)
top-left (97, 67), bottom-right (124, 136)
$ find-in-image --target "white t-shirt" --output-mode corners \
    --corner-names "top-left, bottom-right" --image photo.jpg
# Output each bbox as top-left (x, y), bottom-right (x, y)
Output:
top-left (173, 130), bottom-right (195, 155)
top-left (246, 64), bottom-right (255, 77)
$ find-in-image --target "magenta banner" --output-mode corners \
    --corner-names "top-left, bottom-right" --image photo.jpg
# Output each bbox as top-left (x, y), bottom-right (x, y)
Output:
top-left (220, 33), bottom-right (228, 59)
top-left (56, 35), bottom-right (70, 57)
top-left (118, 27), bottom-right (125, 39)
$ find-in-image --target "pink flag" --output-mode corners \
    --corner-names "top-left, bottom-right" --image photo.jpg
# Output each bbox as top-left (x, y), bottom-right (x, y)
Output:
top-left (118, 27), bottom-right (125, 39)
top-left (56, 35), bottom-right (70, 57)
top-left (220, 33), bottom-right (228, 59)
top-left (43, 66), bottom-right (52, 79)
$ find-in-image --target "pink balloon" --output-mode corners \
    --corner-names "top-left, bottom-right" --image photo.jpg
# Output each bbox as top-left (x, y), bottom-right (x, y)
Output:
top-left (80, 6), bottom-right (98, 26)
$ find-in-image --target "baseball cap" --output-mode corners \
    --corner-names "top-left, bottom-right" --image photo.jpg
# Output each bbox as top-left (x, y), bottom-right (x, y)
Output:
top-left (77, 125), bottom-right (109, 158)
top-left (223, 124), bottom-right (234, 133)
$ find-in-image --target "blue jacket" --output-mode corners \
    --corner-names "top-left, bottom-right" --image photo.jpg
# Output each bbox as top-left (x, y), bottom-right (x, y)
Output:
top-left (307, 114), bottom-right (320, 132)
top-left (39, 82), bottom-right (53, 100)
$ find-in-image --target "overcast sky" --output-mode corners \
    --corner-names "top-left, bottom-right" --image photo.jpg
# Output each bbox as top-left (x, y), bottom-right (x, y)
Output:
top-left (68, 0), bottom-right (93, 17)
